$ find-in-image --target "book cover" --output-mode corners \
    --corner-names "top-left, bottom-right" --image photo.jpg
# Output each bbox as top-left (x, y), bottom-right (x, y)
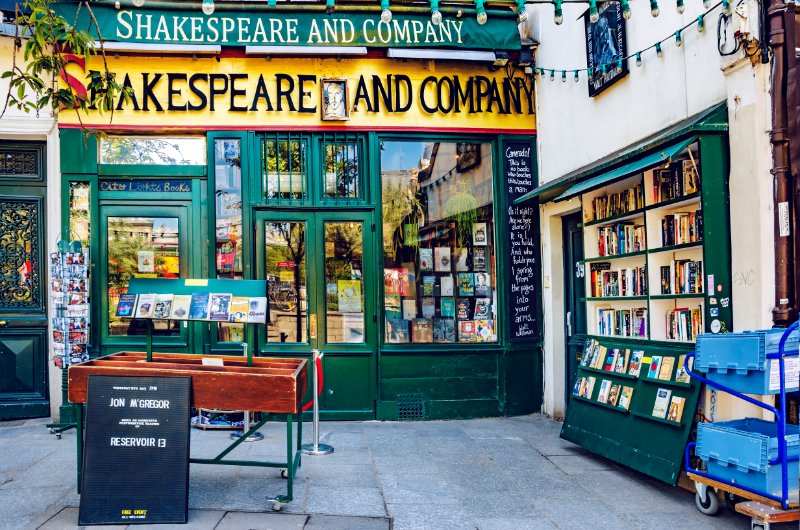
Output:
top-left (170, 295), bottom-right (192, 320)
top-left (412, 318), bottom-right (433, 343)
top-left (458, 320), bottom-right (477, 342)
top-left (667, 396), bottom-right (686, 423)
top-left (581, 339), bottom-right (595, 366)
top-left (607, 384), bottom-right (621, 407)
top-left (455, 247), bottom-right (469, 271)
top-left (384, 268), bottom-right (410, 296)
top-left (675, 354), bottom-right (693, 383)
top-left (647, 356), bottom-right (662, 379)
top-left (573, 377), bottom-right (584, 396)
top-left (473, 247), bottom-right (487, 271)
top-left (421, 276), bottom-right (436, 296)
top-left (456, 298), bottom-right (471, 320)
top-left (476, 319), bottom-right (495, 342)
top-left (577, 377), bottom-right (589, 398)
top-left (402, 299), bottom-right (417, 320)
top-left (337, 280), bottom-right (362, 312)
top-left (433, 318), bottom-right (455, 342)
top-left (440, 297), bottom-right (455, 318)
top-left (385, 294), bottom-right (402, 319)
top-left (614, 349), bottom-right (630, 374)
top-left (419, 248), bottom-right (434, 272)
top-left (473, 272), bottom-right (490, 297)
top-left (658, 356), bottom-right (675, 381)
top-left (473, 298), bottom-right (491, 319)
top-left (188, 292), bottom-right (210, 320)
top-left (472, 222), bottom-right (488, 246)
top-left (593, 345), bottom-right (607, 370)
top-left (604, 348), bottom-right (617, 371)
top-left (618, 386), bottom-right (634, 410)
top-left (153, 293), bottom-right (174, 319)
top-left (628, 351), bottom-right (644, 377)
top-left (135, 294), bottom-right (156, 318)
top-left (597, 379), bottom-right (612, 403)
top-left (229, 296), bottom-right (249, 323)
top-left (421, 297), bottom-right (436, 319)
top-left (209, 293), bottom-right (233, 321)
top-left (115, 294), bottom-right (137, 318)
top-left (434, 247), bottom-right (451, 272)
top-left (652, 388), bottom-right (672, 418)
top-left (457, 272), bottom-right (475, 296)
top-left (247, 297), bottom-right (268, 324)
top-left (440, 275), bottom-right (454, 296)
top-left (585, 376), bottom-right (597, 399)
top-left (589, 342), bottom-right (602, 369)
top-left (386, 318), bottom-right (410, 343)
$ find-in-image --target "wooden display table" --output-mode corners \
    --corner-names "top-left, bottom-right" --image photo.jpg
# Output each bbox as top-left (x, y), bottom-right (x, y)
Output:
top-left (69, 352), bottom-right (308, 509)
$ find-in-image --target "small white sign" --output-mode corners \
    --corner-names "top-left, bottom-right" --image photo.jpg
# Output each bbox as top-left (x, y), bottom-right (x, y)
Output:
top-left (201, 357), bottom-right (224, 367)
top-left (137, 251), bottom-right (155, 273)
top-left (778, 202), bottom-right (791, 237)
top-left (769, 357), bottom-right (799, 392)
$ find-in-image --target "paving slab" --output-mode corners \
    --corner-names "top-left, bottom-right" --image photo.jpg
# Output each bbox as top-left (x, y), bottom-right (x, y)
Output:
top-left (214, 511), bottom-right (307, 530)
top-left (303, 514), bottom-right (391, 530)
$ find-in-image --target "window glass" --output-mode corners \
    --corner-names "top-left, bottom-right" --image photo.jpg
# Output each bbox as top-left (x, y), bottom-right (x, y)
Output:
top-left (99, 136), bottom-right (205, 165)
top-left (324, 141), bottom-right (359, 199)
top-left (107, 216), bottom-right (180, 337)
top-left (325, 222), bottom-right (365, 344)
top-left (69, 182), bottom-right (90, 246)
top-left (381, 141), bottom-right (497, 344)
top-left (265, 222), bottom-right (308, 343)
top-left (263, 135), bottom-right (307, 201)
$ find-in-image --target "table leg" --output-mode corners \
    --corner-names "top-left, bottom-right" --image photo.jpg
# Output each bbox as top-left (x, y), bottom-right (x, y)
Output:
top-left (76, 403), bottom-right (83, 493)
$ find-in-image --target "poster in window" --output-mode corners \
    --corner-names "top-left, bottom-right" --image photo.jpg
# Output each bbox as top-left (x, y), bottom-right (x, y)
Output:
top-left (456, 143), bottom-right (480, 172)
top-left (472, 223), bottom-right (488, 246)
top-left (585, 1), bottom-right (628, 97)
top-left (138, 250), bottom-right (155, 273)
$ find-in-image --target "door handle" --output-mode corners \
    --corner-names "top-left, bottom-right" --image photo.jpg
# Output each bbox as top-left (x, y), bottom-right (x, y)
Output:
top-left (566, 312), bottom-right (572, 337)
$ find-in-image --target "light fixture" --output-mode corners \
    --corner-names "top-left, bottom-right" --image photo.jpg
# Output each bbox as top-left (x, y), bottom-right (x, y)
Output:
top-left (676, 0), bottom-right (685, 14)
top-left (635, 52), bottom-right (642, 66)
top-left (114, 0), bottom-right (120, 8)
top-left (554, 0), bottom-right (563, 24)
top-left (616, 58), bottom-right (623, 73)
top-left (722, 0), bottom-right (730, 13)
top-left (326, 0), bottom-right (335, 15)
top-left (132, 0), bottom-right (145, 7)
top-left (492, 51), bottom-right (510, 70)
top-left (381, 0), bottom-right (392, 22)
top-left (574, 70), bottom-right (579, 82)
top-left (201, 0), bottom-right (214, 16)
top-left (621, 0), bottom-right (631, 20)
top-left (517, 48), bottom-right (533, 67)
top-left (656, 42), bottom-right (663, 58)
top-left (516, 0), bottom-right (528, 23)
top-left (561, 70), bottom-right (566, 82)
top-left (549, 69), bottom-right (555, 81)
top-left (703, 0), bottom-right (711, 8)
top-left (697, 15), bottom-right (705, 32)
top-left (650, 0), bottom-right (659, 17)
top-left (475, 0), bottom-right (488, 25)
top-left (675, 30), bottom-right (682, 46)
top-left (431, 0), bottom-right (442, 24)
top-left (589, 0), bottom-right (599, 23)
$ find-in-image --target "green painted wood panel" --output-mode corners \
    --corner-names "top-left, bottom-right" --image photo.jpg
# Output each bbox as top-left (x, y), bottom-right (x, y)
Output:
top-left (60, 129), bottom-right (97, 174)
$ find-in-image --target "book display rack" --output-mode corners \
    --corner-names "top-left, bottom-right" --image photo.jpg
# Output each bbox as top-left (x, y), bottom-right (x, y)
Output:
top-left (50, 243), bottom-right (91, 368)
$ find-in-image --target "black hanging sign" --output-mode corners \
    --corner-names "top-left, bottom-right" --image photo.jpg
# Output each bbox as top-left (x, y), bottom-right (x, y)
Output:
top-left (503, 140), bottom-right (540, 341)
top-left (79, 375), bottom-right (190, 526)
top-left (585, 1), bottom-right (628, 97)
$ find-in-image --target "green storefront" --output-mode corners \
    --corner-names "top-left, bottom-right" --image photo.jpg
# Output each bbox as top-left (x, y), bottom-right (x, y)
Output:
top-left (56, 1), bottom-right (542, 420)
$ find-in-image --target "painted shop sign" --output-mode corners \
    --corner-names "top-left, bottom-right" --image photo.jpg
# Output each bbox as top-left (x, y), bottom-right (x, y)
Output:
top-left (100, 179), bottom-right (192, 192)
top-left (54, 5), bottom-right (521, 50)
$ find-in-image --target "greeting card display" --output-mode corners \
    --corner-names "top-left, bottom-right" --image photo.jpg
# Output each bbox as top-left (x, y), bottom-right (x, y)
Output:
top-left (51, 244), bottom-right (91, 368)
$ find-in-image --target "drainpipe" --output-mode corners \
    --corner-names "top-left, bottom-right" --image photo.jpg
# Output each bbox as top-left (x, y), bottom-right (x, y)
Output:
top-left (767, 0), bottom-right (796, 326)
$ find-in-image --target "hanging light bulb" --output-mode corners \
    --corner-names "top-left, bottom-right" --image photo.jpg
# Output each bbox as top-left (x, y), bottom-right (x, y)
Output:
top-left (475, 0), bottom-right (488, 25)
top-left (114, 0), bottom-right (120, 8)
top-left (675, 30), bottom-right (682, 46)
top-left (656, 42), bottom-right (663, 58)
top-left (621, 0), bottom-right (631, 20)
top-left (650, 0), bottom-right (660, 17)
top-left (549, 69), bottom-right (555, 81)
top-left (676, 0), bottom-right (685, 14)
top-left (703, 0), bottom-right (711, 7)
top-left (326, 0), bottom-right (335, 15)
top-left (516, 0), bottom-right (528, 23)
top-left (697, 15), bottom-right (705, 32)
top-left (589, 0), bottom-right (599, 23)
top-left (722, 0), bottom-right (730, 13)
top-left (381, 0), bottom-right (392, 22)
top-left (574, 70), bottom-right (580, 82)
top-left (431, 0), bottom-right (442, 24)
top-left (588, 67), bottom-right (594, 78)
top-left (616, 58), bottom-right (623, 73)
top-left (635, 52), bottom-right (642, 66)
top-left (554, 0), bottom-right (564, 24)
top-left (132, 0), bottom-right (145, 7)
top-left (201, 0), bottom-right (214, 15)
top-left (561, 70), bottom-right (567, 82)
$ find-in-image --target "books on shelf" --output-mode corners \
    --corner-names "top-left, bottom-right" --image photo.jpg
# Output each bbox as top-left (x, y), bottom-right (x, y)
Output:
top-left (675, 354), bottom-right (693, 383)
top-left (647, 356), bottom-right (662, 379)
top-left (607, 384), bottom-right (621, 406)
top-left (576, 376), bottom-right (597, 399)
top-left (667, 396), bottom-right (686, 423)
top-left (589, 183), bottom-right (645, 222)
top-left (665, 306), bottom-right (703, 342)
top-left (653, 159), bottom-right (700, 203)
top-left (660, 210), bottom-right (703, 247)
top-left (229, 296), bottom-right (249, 323)
top-left (595, 307), bottom-right (648, 338)
top-left (246, 297), bottom-right (268, 324)
top-left (628, 351), bottom-right (644, 377)
top-left (658, 356), bottom-right (675, 381)
top-left (208, 293), bottom-right (232, 321)
top-left (597, 380), bottom-right (612, 403)
top-left (135, 294), bottom-right (156, 318)
top-left (590, 263), bottom-right (647, 297)
top-left (188, 292), bottom-right (210, 320)
top-left (659, 259), bottom-right (703, 295)
top-left (652, 388), bottom-right (672, 418)
top-left (596, 223), bottom-right (646, 257)
top-left (170, 295), bottom-right (192, 320)
top-left (618, 386), bottom-right (634, 410)
top-left (153, 294), bottom-right (174, 319)
top-left (115, 294), bottom-right (137, 317)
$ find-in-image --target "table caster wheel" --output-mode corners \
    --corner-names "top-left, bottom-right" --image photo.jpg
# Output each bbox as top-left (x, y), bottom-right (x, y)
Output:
top-left (280, 468), bottom-right (288, 479)
top-left (695, 488), bottom-right (719, 515)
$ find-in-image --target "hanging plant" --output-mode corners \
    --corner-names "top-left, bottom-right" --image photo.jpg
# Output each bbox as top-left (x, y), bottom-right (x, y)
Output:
top-left (382, 179), bottom-right (424, 261)
top-left (444, 177), bottom-right (479, 248)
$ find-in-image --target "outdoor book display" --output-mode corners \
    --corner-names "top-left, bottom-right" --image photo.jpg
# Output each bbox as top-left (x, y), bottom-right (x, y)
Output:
top-left (561, 134), bottom-right (734, 484)
top-left (69, 278), bottom-right (308, 510)
top-left (50, 243), bottom-right (91, 368)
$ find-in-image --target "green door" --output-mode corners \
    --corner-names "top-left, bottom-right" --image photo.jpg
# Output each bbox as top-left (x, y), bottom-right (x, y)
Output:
top-left (255, 210), bottom-right (377, 419)
top-left (99, 203), bottom-right (198, 355)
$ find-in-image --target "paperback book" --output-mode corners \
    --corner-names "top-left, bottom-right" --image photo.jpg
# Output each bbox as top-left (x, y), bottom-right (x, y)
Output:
top-left (229, 296), bottom-right (249, 323)
top-left (454, 248), bottom-right (469, 271)
top-left (647, 356), bottom-right (662, 379)
top-left (652, 388), bottom-right (672, 419)
top-left (386, 318), bottom-right (410, 343)
top-left (628, 351), bottom-right (644, 377)
top-left (135, 294), bottom-right (156, 318)
top-left (247, 297), bottom-right (268, 324)
top-left (188, 292), bottom-right (210, 320)
top-left (658, 356), bottom-right (675, 381)
top-left (402, 299), bottom-right (417, 320)
top-left (457, 272), bottom-right (475, 296)
top-left (170, 295), bottom-right (192, 320)
top-left (421, 297), bottom-right (436, 318)
top-left (474, 272), bottom-right (490, 297)
top-left (412, 318), bottom-right (433, 343)
top-left (209, 293), bottom-right (232, 321)
top-left (607, 384), bottom-right (621, 406)
top-left (440, 275), bottom-right (454, 297)
top-left (153, 294), bottom-right (174, 319)
top-left (385, 294), bottom-right (402, 319)
top-left (421, 276), bottom-right (436, 296)
top-left (618, 386), bottom-right (634, 410)
top-left (475, 319), bottom-right (495, 342)
top-left (433, 318), bottom-right (455, 342)
top-left (667, 396), bottom-right (686, 423)
top-left (115, 294), bottom-right (137, 318)
top-left (473, 298), bottom-right (491, 319)
top-left (456, 298), bottom-right (471, 320)
top-left (458, 320), bottom-right (477, 342)
top-left (597, 379), bottom-right (612, 403)
top-left (613, 349), bottom-right (630, 374)
top-left (419, 248), bottom-right (434, 272)
top-left (440, 297), bottom-right (455, 318)
top-left (675, 354), bottom-right (693, 383)
top-left (473, 247), bottom-right (487, 271)
top-left (434, 247), bottom-right (451, 272)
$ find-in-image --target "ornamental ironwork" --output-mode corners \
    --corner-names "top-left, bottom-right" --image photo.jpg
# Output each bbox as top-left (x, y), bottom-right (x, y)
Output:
top-left (0, 150), bottom-right (37, 177)
top-left (0, 200), bottom-right (40, 309)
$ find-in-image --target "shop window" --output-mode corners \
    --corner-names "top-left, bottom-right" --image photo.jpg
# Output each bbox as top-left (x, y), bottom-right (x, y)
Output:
top-left (324, 221), bottom-right (365, 344)
top-left (99, 136), bottom-right (205, 165)
top-left (107, 216), bottom-right (180, 337)
top-left (322, 135), bottom-right (360, 199)
top-left (262, 134), bottom-right (307, 202)
top-left (265, 222), bottom-right (308, 343)
top-left (381, 141), bottom-right (497, 344)
top-left (69, 182), bottom-right (90, 247)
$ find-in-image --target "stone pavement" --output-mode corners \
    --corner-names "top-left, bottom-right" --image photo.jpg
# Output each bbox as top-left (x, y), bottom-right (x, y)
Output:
top-left (0, 414), bottom-right (787, 529)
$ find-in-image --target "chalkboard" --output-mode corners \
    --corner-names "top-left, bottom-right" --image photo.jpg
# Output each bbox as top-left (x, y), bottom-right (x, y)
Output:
top-left (79, 375), bottom-right (190, 526)
top-left (503, 140), bottom-right (540, 341)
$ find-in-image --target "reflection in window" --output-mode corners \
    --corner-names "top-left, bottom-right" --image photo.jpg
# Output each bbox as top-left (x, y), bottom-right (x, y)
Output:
top-left (325, 222), bottom-right (364, 344)
top-left (265, 222), bottom-right (308, 343)
top-left (381, 141), bottom-right (497, 344)
top-left (324, 140), bottom-right (359, 199)
top-left (69, 182), bottom-right (90, 247)
top-left (107, 217), bottom-right (180, 337)
top-left (99, 136), bottom-right (206, 165)
top-left (263, 134), bottom-right (307, 201)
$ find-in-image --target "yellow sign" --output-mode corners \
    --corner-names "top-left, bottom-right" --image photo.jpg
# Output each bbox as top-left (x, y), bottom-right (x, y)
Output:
top-left (185, 279), bottom-right (208, 286)
top-left (59, 56), bottom-right (535, 132)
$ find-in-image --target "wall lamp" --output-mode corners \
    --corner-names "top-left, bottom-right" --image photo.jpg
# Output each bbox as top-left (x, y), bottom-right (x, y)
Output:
top-left (516, 0), bottom-right (528, 23)
top-left (326, 0), bottom-right (335, 14)
top-left (381, 0), bottom-right (392, 23)
top-left (430, 0), bottom-right (442, 25)
top-left (474, 0), bottom-right (488, 25)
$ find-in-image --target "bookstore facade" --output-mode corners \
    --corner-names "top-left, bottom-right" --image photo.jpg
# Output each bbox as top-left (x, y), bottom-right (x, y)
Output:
top-left (54, 2), bottom-right (541, 420)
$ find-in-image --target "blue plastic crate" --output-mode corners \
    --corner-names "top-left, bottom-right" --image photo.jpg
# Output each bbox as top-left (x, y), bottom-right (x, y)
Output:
top-left (695, 328), bottom-right (799, 394)
top-left (697, 418), bottom-right (799, 502)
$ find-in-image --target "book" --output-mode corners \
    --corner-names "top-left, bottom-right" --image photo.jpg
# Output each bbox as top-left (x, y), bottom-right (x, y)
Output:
top-left (572, 377), bottom-right (584, 396)
top-left (613, 349), bottom-right (630, 374)
top-left (473, 222), bottom-right (488, 246)
top-left (667, 396), bottom-right (687, 423)
top-left (597, 379), bottom-right (612, 403)
top-left (476, 319), bottom-right (495, 342)
top-left (384, 268), bottom-right (410, 296)
top-left (584, 376), bottom-right (597, 399)
top-left (607, 384), bottom-right (621, 406)
top-left (229, 296), bottom-right (250, 323)
top-left (115, 294), bottom-right (137, 318)
top-left (386, 318), bottom-right (410, 343)
top-left (647, 356), bottom-right (662, 379)
top-left (618, 386), bottom-right (634, 410)
top-left (419, 248), bottom-right (434, 272)
top-left (455, 247), bottom-right (469, 271)
top-left (421, 275), bottom-right (436, 296)
top-left (658, 356), bottom-right (675, 381)
top-left (434, 247), bottom-right (451, 272)
top-left (440, 297), bottom-right (455, 318)
top-left (675, 354), bottom-right (693, 383)
top-left (153, 294), bottom-right (174, 319)
top-left (170, 295), bottom-right (192, 320)
top-left (412, 318), bottom-right (433, 343)
top-left (208, 293), bottom-right (232, 321)
top-left (473, 298), bottom-right (491, 319)
top-left (458, 320), bottom-right (477, 342)
top-left (456, 298), bottom-right (471, 320)
top-left (385, 294), bottom-right (402, 319)
top-left (440, 275), bottom-right (454, 296)
top-left (581, 339), bottom-right (596, 366)
top-left (592, 345), bottom-right (607, 370)
top-left (421, 297), bottom-right (436, 318)
top-left (188, 292), bottom-right (210, 320)
top-left (135, 294), bottom-right (156, 318)
top-left (402, 299), bottom-right (417, 320)
top-left (247, 297), bottom-right (268, 323)
top-left (628, 351), bottom-right (644, 377)
top-left (604, 348), bottom-right (618, 371)
top-left (457, 272), bottom-right (474, 296)
top-left (473, 272), bottom-right (490, 297)
top-left (652, 388), bottom-right (672, 418)
top-left (473, 247), bottom-right (487, 271)
top-left (588, 342), bottom-right (602, 369)
top-left (337, 280), bottom-right (362, 312)
top-left (433, 318), bottom-right (455, 342)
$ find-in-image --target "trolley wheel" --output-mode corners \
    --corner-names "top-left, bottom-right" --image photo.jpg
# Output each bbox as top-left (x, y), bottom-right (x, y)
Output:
top-left (695, 488), bottom-right (720, 515)
top-left (280, 468), bottom-right (288, 479)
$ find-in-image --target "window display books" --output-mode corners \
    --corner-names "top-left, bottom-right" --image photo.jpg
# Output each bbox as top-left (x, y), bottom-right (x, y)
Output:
top-left (188, 292), bottom-right (210, 320)
top-left (457, 273), bottom-right (474, 296)
top-left (618, 386), bottom-right (634, 410)
top-left (153, 294), bottom-right (174, 319)
top-left (421, 276), bottom-right (435, 296)
top-left (613, 349), bottom-right (630, 374)
top-left (658, 356), bottom-right (675, 381)
top-left (667, 396), bottom-right (686, 422)
top-left (456, 298), bottom-right (471, 320)
top-left (473, 222), bottom-right (488, 246)
top-left (607, 384), bottom-right (621, 406)
top-left (476, 319), bottom-right (495, 342)
top-left (433, 318), bottom-right (455, 342)
top-left (412, 318), bottom-right (433, 343)
top-left (458, 320), bottom-right (477, 342)
top-left (440, 275), bottom-right (454, 297)
top-left (628, 351), bottom-right (644, 377)
top-left (674, 354), bottom-right (692, 383)
top-left (384, 268), bottom-right (410, 296)
top-left (652, 388), bottom-right (672, 418)
top-left (419, 248), bottom-right (433, 272)
top-left (209, 293), bottom-right (232, 321)
top-left (434, 247), bottom-right (451, 272)
top-left (170, 295), bottom-right (192, 320)
top-left (440, 297), bottom-right (455, 318)
top-left (421, 297), bottom-right (436, 318)
top-left (455, 248), bottom-right (469, 271)
top-left (647, 356), bottom-right (662, 379)
top-left (473, 247), bottom-right (487, 272)
top-left (582, 376), bottom-right (597, 398)
top-left (473, 298), bottom-right (491, 319)
top-left (116, 294), bottom-right (137, 318)
top-left (402, 299), bottom-right (417, 320)
top-left (385, 294), bottom-right (402, 319)
top-left (473, 272), bottom-right (490, 297)
top-left (386, 318), bottom-right (410, 343)
top-left (247, 297), bottom-right (268, 324)
top-left (597, 380), bottom-right (612, 403)
top-left (229, 296), bottom-right (249, 323)
top-left (136, 294), bottom-right (156, 318)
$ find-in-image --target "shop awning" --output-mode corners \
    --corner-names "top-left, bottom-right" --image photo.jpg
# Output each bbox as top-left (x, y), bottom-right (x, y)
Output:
top-left (553, 135), bottom-right (697, 202)
top-left (512, 178), bottom-right (572, 205)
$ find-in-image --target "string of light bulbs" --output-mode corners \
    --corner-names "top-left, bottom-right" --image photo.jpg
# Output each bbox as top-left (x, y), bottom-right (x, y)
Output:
top-left (534, 0), bottom-right (726, 83)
